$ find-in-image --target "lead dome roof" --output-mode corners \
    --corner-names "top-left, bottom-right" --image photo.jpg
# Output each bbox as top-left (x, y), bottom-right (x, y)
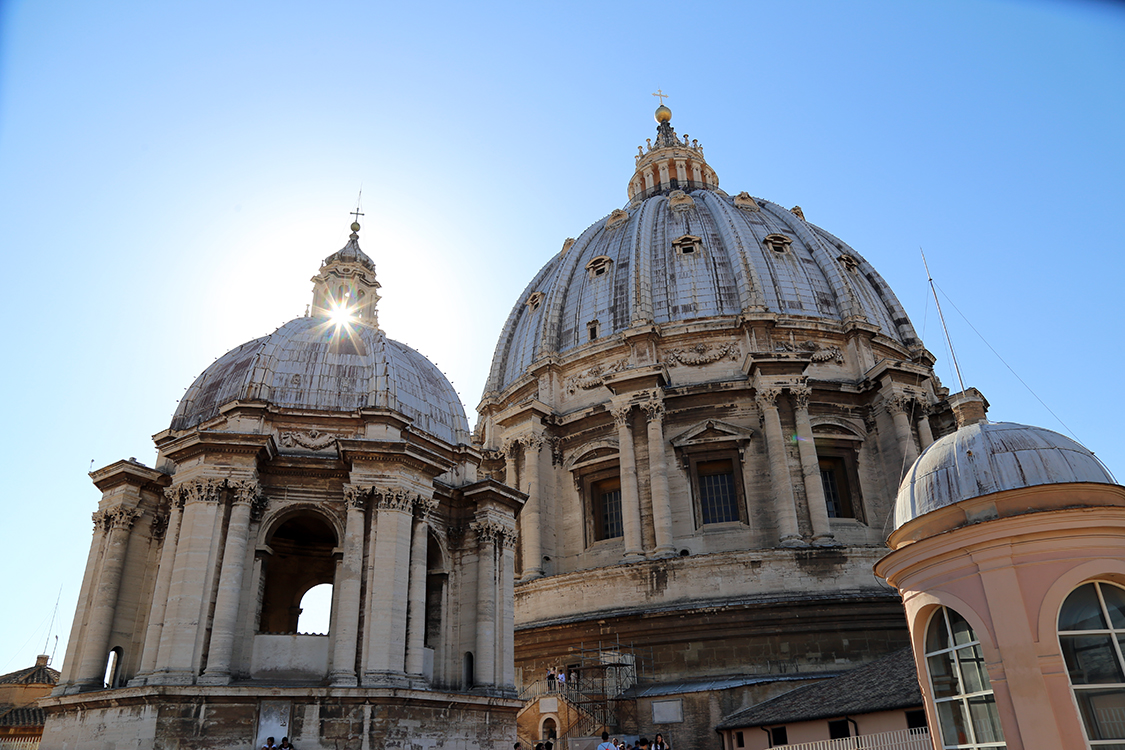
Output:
top-left (894, 421), bottom-right (1115, 529)
top-left (171, 235), bottom-right (469, 446)
top-left (485, 114), bottom-right (920, 396)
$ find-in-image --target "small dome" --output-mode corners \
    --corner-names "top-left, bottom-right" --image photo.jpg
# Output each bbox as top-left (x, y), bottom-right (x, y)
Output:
top-left (894, 421), bottom-right (1115, 529)
top-left (172, 317), bottom-right (469, 445)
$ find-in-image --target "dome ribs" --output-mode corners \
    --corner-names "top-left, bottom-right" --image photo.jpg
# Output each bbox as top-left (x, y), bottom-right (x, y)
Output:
top-left (697, 191), bottom-right (767, 313)
top-left (759, 200), bottom-right (859, 322)
top-left (630, 198), bottom-right (658, 325)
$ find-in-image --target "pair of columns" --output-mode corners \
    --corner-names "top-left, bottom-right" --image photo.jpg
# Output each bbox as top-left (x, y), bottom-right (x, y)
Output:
top-left (611, 393), bottom-right (676, 561)
top-left (67, 505), bottom-right (143, 689)
top-left (887, 393), bottom-right (934, 475)
top-left (755, 384), bottom-right (837, 547)
top-left (472, 518), bottom-right (518, 689)
top-left (130, 478), bottom-right (262, 686)
top-left (335, 486), bottom-right (436, 688)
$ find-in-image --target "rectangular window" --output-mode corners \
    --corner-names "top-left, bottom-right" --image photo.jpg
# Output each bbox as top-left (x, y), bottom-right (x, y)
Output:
top-left (698, 459), bottom-right (739, 524)
top-left (769, 727), bottom-right (787, 746)
top-left (827, 719), bottom-right (851, 739)
top-left (594, 477), bottom-right (622, 540)
top-left (819, 456), bottom-right (855, 519)
top-left (734, 731), bottom-right (744, 748)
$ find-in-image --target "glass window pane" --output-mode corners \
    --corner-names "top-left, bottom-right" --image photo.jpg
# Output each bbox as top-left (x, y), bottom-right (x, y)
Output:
top-left (967, 694), bottom-right (1005, 743)
top-left (699, 466), bottom-right (738, 524)
top-left (935, 699), bottom-right (971, 747)
top-left (948, 608), bottom-right (975, 647)
top-left (929, 653), bottom-right (961, 699)
top-left (600, 487), bottom-right (622, 540)
top-left (1061, 583), bottom-right (1109, 631)
top-left (1074, 688), bottom-right (1125, 740)
top-left (957, 643), bottom-right (989, 694)
top-left (1100, 583), bottom-right (1125, 630)
top-left (1061, 635), bottom-right (1125, 684)
top-left (927, 610), bottom-right (951, 654)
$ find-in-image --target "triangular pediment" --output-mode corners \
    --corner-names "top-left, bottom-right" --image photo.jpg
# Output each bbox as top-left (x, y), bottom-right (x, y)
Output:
top-left (670, 419), bottom-right (755, 449)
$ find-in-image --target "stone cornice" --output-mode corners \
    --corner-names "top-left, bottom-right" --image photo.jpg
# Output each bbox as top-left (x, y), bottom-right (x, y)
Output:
top-left (337, 438), bottom-right (454, 478)
top-left (158, 431), bottom-right (277, 465)
top-left (462, 478), bottom-right (527, 515)
top-left (89, 460), bottom-right (170, 493)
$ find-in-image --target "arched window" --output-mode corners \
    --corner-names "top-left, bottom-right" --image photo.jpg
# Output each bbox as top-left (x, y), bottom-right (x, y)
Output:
top-left (259, 513), bottom-right (338, 634)
top-left (1058, 581), bottom-right (1125, 748)
top-left (103, 647), bottom-right (122, 689)
top-left (923, 606), bottom-right (1006, 748)
top-left (296, 583), bottom-right (333, 634)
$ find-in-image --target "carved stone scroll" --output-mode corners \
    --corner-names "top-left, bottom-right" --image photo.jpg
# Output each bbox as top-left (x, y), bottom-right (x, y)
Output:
top-left (565, 360), bottom-right (627, 394)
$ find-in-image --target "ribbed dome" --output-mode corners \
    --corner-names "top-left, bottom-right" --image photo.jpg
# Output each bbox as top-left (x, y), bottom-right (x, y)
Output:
top-left (171, 317), bottom-right (469, 445)
top-left (485, 190), bottom-right (920, 394)
top-left (894, 421), bottom-right (1115, 529)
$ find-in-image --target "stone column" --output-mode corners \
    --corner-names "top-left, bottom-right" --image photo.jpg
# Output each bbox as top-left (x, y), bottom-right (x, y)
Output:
top-left (74, 506), bottom-right (142, 687)
top-left (888, 394), bottom-right (920, 477)
top-left (499, 527), bottom-right (517, 690)
top-left (612, 405), bottom-right (645, 561)
top-left (643, 394), bottom-right (675, 558)
top-left (331, 486), bottom-right (367, 686)
top-left (474, 520), bottom-right (498, 688)
top-left (132, 490), bottom-right (184, 684)
top-left (57, 517), bottom-right (108, 692)
top-left (363, 489), bottom-right (414, 686)
top-left (200, 480), bottom-right (259, 684)
top-left (405, 498), bottom-right (434, 680)
top-left (520, 436), bottom-right (545, 580)
top-left (154, 478), bottom-right (224, 682)
top-left (756, 387), bottom-right (805, 547)
top-left (791, 386), bottom-right (836, 546)
top-left (917, 404), bottom-right (935, 451)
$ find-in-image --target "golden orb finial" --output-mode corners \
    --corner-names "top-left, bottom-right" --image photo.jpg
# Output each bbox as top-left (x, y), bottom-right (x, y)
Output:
top-left (655, 104), bottom-right (672, 123)
top-left (351, 221), bottom-right (361, 232)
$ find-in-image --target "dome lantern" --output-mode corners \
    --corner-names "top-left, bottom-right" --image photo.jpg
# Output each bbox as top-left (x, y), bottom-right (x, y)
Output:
top-left (629, 105), bottom-right (719, 201)
top-left (310, 216), bottom-right (381, 328)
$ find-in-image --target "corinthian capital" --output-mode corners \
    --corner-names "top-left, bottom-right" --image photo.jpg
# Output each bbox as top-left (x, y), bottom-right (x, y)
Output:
top-left (886, 393), bottom-right (916, 416)
top-left (413, 494), bottom-right (439, 520)
top-left (755, 386), bottom-right (782, 408)
top-left (521, 434), bottom-right (545, 452)
top-left (471, 519), bottom-right (514, 548)
top-left (182, 478), bottom-right (223, 504)
top-left (343, 484), bottom-right (370, 511)
top-left (100, 506), bottom-right (143, 531)
top-left (641, 393), bottom-right (665, 422)
top-left (611, 404), bottom-right (633, 428)
top-left (790, 385), bottom-right (812, 411)
top-left (228, 479), bottom-right (262, 506)
top-left (371, 488), bottom-right (415, 513)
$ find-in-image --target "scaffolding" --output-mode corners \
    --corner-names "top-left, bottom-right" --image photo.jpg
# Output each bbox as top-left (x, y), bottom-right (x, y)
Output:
top-left (553, 636), bottom-right (654, 743)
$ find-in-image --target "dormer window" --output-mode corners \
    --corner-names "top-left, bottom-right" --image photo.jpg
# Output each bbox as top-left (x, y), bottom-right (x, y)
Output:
top-left (672, 234), bottom-right (702, 256)
top-left (586, 256), bottom-right (613, 279)
top-left (587, 320), bottom-right (599, 341)
top-left (837, 254), bottom-right (859, 272)
top-left (526, 291), bottom-right (545, 312)
top-left (763, 234), bottom-right (792, 254)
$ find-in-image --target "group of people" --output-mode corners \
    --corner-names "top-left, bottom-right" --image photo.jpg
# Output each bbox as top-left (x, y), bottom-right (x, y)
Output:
top-left (261, 737), bottom-right (294, 749)
top-left (596, 731), bottom-right (671, 750)
top-left (545, 667), bottom-right (575, 692)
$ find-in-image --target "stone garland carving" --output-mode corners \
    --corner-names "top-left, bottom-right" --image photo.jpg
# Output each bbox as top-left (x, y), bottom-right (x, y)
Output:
top-left (279, 429), bottom-right (340, 451)
top-left (565, 360), bottom-right (627, 394)
top-left (663, 342), bottom-right (741, 367)
top-left (446, 524), bottom-right (468, 547)
top-left (548, 436), bottom-right (564, 467)
top-left (250, 495), bottom-right (270, 522)
top-left (773, 339), bottom-right (845, 365)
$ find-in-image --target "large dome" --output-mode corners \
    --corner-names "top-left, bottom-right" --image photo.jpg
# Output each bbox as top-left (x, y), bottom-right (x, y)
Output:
top-left (172, 231), bottom-right (470, 445)
top-left (894, 421), bottom-right (1115, 529)
top-left (485, 140), bottom-right (919, 395)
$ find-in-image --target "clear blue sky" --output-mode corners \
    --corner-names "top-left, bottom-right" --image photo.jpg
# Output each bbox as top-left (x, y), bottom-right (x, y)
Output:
top-left (1, 0), bottom-right (1122, 674)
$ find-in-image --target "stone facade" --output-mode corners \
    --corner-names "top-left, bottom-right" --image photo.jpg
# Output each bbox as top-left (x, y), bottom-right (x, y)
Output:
top-left (477, 108), bottom-right (961, 745)
top-left (42, 228), bottom-right (523, 749)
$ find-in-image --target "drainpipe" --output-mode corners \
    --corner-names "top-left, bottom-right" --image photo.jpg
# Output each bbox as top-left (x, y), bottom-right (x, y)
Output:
top-left (846, 715), bottom-right (860, 738)
top-left (761, 727), bottom-right (773, 748)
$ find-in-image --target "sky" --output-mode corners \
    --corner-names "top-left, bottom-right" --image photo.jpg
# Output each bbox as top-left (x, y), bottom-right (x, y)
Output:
top-left (0, 0), bottom-right (1122, 675)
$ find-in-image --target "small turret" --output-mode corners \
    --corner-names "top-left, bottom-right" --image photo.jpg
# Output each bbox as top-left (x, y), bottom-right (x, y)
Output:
top-left (309, 215), bottom-right (381, 328)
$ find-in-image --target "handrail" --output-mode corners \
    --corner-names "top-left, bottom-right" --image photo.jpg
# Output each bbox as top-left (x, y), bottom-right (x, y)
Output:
top-left (771, 727), bottom-right (930, 750)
